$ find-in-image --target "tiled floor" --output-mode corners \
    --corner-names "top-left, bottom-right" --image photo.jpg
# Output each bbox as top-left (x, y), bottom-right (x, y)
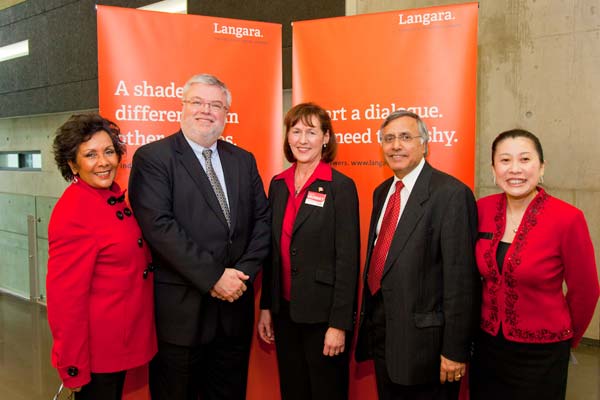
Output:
top-left (1, 292), bottom-right (598, 399)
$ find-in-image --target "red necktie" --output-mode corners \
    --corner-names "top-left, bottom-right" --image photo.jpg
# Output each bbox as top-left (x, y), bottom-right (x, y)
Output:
top-left (368, 180), bottom-right (404, 295)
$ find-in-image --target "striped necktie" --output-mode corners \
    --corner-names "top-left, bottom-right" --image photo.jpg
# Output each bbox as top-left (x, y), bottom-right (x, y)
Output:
top-left (202, 149), bottom-right (231, 227)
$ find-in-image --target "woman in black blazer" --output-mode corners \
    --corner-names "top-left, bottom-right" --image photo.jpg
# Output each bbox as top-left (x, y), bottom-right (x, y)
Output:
top-left (258, 103), bottom-right (360, 400)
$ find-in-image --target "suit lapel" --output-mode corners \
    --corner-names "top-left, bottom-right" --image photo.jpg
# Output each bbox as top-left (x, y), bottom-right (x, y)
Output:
top-left (292, 181), bottom-right (322, 235)
top-left (174, 133), bottom-right (229, 229)
top-left (270, 180), bottom-right (289, 250)
top-left (382, 163), bottom-right (432, 277)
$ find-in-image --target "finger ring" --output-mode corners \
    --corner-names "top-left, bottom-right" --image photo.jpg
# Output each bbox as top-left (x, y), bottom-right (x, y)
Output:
top-left (456, 374), bottom-right (462, 378)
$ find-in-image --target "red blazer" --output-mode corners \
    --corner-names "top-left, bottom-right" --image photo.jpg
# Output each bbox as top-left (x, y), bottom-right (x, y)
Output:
top-left (476, 189), bottom-right (599, 347)
top-left (47, 180), bottom-right (157, 388)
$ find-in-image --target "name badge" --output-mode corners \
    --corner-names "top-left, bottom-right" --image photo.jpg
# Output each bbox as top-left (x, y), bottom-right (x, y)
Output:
top-left (305, 191), bottom-right (326, 207)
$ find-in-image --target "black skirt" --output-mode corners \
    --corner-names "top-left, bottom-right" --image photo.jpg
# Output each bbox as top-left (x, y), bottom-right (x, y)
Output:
top-left (470, 329), bottom-right (570, 400)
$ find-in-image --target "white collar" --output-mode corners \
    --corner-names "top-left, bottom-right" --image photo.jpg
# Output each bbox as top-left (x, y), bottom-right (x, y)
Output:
top-left (392, 157), bottom-right (425, 193)
top-left (183, 135), bottom-right (218, 156)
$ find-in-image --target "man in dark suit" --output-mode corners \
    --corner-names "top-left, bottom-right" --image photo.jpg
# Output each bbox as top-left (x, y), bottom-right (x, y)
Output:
top-left (129, 73), bottom-right (270, 400)
top-left (355, 110), bottom-right (479, 400)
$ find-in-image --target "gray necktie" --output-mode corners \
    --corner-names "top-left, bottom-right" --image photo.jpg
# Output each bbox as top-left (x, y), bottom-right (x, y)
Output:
top-left (202, 149), bottom-right (231, 227)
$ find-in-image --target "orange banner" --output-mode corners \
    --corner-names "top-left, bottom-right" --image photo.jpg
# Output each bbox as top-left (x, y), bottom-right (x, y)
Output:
top-left (97, 5), bottom-right (282, 190)
top-left (293, 3), bottom-right (478, 399)
top-left (97, 6), bottom-right (282, 400)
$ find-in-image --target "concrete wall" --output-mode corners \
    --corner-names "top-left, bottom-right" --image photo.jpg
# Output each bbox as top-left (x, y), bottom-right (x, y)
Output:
top-left (0, 191), bottom-right (55, 298)
top-left (349, 0), bottom-right (600, 340)
top-left (0, 112), bottom-right (74, 197)
top-left (0, 112), bottom-right (73, 298)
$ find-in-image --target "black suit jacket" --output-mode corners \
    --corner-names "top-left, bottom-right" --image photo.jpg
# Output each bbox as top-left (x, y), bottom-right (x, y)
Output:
top-left (129, 132), bottom-right (270, 346)
top-left (355, 162), bottom-right (479, 385)
top-left (260, 168), bottom-right (360, 331)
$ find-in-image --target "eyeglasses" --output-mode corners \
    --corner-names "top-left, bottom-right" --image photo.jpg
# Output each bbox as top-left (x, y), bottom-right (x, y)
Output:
top-left (381, 133), bottom-right (422, 144)
top-left (182, 99), bottom-right (227, 112)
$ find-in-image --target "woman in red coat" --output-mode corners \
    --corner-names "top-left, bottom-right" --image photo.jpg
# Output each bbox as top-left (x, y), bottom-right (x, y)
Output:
top-left (470, 129), bottom-right (599, 399)
top-left (47, 114), bottom-right (156, 399)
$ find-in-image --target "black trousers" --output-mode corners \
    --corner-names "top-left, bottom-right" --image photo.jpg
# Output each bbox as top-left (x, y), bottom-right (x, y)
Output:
top-left (367, 292), bottom-right (460, 400)
top-left (149, 331), bottom-right (252, 400)
top-left (273, 300), bottom-right (349, 400)
top-left (74, 371), bottom-right (126, 400)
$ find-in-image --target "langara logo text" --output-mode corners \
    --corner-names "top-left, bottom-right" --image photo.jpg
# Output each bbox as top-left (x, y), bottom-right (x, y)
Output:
top-left (398, 10), bottom-right (455, 26)
top-left (213, 22), bottom-right (263, 38)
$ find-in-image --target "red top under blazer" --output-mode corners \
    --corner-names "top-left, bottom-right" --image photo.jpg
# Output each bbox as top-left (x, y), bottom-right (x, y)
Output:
top-left (476, 188), bottom-right (599, 347)
top-left (47, 180), bottom-right (157, 388)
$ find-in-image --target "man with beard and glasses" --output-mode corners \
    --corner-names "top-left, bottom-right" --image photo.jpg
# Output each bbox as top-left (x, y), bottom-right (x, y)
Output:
top-left (129, 73), bottom-right (270, 400)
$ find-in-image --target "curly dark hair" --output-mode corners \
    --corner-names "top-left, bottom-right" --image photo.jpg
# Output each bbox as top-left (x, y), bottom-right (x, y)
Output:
top-left (53, 113), bottom-right (125, 181)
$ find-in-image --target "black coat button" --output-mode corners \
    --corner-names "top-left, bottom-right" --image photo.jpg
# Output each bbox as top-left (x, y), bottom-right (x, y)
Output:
top-left (67, 366), bottom-right (78, 377)
top-left (137, 238), bottom-right (143, 247)
top-left (116, 211), bottom-right (124, 220)
top-left (107, 194), bottom-right (125, 206)
top-left (143, 264), bottom-right (156, 279)
top-left (124, 207), bottom-right (132, 217)
top-left (290, 248), bottom-right (297, 256)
